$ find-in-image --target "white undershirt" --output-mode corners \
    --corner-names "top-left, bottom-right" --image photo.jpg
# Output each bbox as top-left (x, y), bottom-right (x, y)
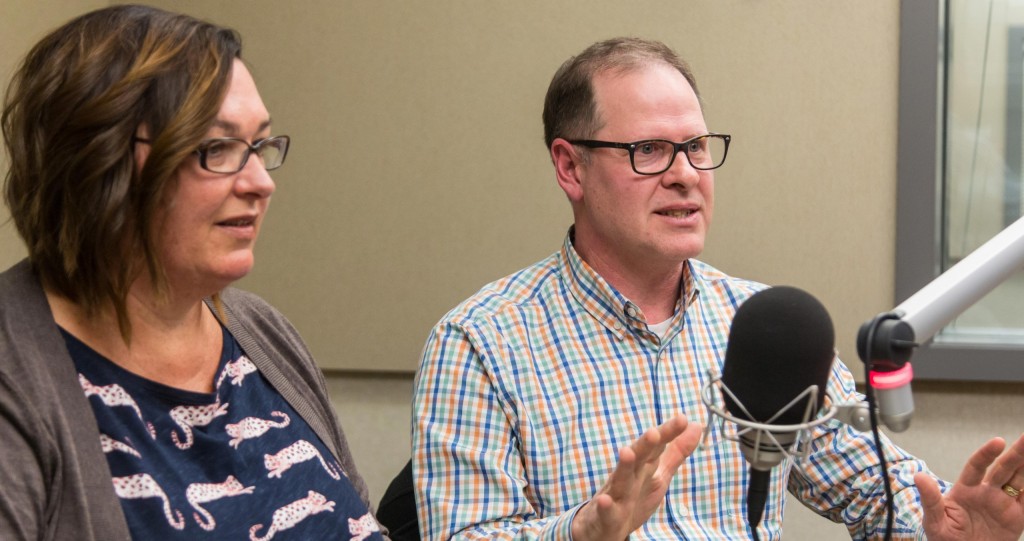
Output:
top-left (647, 318), bottom-right (672, 339)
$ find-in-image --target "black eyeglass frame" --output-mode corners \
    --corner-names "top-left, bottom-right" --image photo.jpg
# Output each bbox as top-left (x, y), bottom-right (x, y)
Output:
top-left (568, 133), bottom-right (731, 175)
top-left (132, 135), bottom-right (291, 174)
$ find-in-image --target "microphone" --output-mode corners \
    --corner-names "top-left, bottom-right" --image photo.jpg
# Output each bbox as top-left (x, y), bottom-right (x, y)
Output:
top-left (720, 286), bottom-right (835, 535)
top-left (869, 361), bottom-right (914, 432)
top-left (855, 314), bottom-right (917, 433)
top-left (855, 213), bottom-right (1024, 432)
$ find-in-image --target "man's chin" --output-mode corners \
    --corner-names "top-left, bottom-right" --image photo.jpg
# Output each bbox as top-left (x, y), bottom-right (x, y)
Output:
top-left (663, 239), bottom-right (705, 262)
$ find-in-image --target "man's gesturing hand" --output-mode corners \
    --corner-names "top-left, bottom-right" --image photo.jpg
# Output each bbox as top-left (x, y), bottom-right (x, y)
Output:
top-left (571, 414), bottom-right (703, 541)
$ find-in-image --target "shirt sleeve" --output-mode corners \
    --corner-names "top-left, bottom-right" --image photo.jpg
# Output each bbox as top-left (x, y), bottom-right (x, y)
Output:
top-left (787, 360), bottom-right (945, 539)
top-left (412, 320), bottom-right (579, 540)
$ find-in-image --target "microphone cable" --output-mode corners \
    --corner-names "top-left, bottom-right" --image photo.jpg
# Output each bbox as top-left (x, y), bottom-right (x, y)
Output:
top-left (861, 316), bottom-right (895, 541)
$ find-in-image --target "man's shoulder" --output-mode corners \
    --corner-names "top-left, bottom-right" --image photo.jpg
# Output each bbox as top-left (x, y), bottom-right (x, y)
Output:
top-left (440, 252), bottom-right (562, 326)
top-left (688, 259), bottom-right (768, 308)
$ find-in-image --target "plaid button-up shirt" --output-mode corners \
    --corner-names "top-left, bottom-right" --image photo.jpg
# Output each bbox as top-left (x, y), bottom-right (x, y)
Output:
top-left (413, 232), bottom-right (939, 540)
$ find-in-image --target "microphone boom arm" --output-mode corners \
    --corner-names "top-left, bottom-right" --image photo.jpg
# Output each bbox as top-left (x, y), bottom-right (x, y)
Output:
top-left (897, 214), bottom-right (1024, 345)
top-left (857, 213), bottom-right (1024, 428)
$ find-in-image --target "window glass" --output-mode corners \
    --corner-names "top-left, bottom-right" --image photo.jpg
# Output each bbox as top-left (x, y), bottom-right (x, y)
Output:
top-left (942, 0), bottom-right (1024, 343)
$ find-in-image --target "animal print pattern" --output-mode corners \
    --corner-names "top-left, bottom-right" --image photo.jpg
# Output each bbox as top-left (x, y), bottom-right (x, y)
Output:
top-left (248, 490), bottom-right (335, 541)
top-left (216, 354), bottom-right (258, 387)
top-left (348, 512), bottom-right (381, 541)
top-left (73, 338), bottom-right (378, 539)
top-left (99, 433), bottom-right (140, 458)
top-left (79, 373), bottom-right (156, 438)
top-left (186, 475), bottom-right (255, 531)
top-left (226, 411), bottom-right (290, 448)
top-left (111, 473), bottom-right (185, 530)
top-left (169, 400), bottom-right (230, 450)
top-left (264, 440), bottom-right (342, 480)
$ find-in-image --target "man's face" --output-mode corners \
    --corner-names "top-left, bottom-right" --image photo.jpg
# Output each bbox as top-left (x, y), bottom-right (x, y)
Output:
top-left (568, 63), bottom-right (714, 276)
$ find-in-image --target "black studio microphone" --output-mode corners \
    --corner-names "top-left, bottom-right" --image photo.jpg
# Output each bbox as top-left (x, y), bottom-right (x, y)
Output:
top-left (720, 286), bottom-right (835, 535)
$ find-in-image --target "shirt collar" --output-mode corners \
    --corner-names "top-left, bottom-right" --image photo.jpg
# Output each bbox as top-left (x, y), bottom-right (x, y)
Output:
top-left (558, 227), bottom-right (702, 340)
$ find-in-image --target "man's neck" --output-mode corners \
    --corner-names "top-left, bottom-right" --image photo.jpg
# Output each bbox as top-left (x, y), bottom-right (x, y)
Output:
top-left (574, 245), bottom-right (686, 323)
top-left (603, 265), bottom-right (684, 323)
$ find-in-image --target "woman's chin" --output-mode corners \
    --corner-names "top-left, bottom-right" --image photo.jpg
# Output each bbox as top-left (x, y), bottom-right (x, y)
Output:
top-left (219, 261), bottom-right (256, 285)
top-left (160, 252), bottom-right (258, 299)
top-left (200, 255), bottom-right (256, 291)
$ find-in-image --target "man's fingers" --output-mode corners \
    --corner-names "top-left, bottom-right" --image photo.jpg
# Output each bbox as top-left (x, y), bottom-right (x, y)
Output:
top-left (958, 437), bottom-right (1007, 488)
top-left (669, 420), bottom-right (703, 458)
top-left (631, 415), bottom-right (689, 465)
top-left (984, 434), bottom-right (1024, 487)
top-left (604, 416), bottom-right (692, 497)
top-left (656, 414), bottom-right (689, 441)
top-left (656, 421), bottom-right (703, 477)
top-left (915, 471), bottom-right (945, 529)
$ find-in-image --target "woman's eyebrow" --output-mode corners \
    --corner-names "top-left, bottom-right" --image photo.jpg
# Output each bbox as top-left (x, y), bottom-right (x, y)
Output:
top-left (210, 117), bottom-right (273, 135)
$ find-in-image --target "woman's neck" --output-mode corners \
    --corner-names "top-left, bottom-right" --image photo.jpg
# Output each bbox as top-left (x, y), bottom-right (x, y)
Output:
top-left (45, 282), bottom-right (224, 393)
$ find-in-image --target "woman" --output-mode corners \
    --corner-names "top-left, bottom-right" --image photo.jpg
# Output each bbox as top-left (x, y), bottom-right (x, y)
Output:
top-left (0, 6), bottom-right (386, 540)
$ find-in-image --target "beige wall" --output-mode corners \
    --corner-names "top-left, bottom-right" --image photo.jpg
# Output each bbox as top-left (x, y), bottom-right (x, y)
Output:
top-left (198, 1), bottom-right (899, 374)
top-left (0, 0), bottom-right (902, 372)
top-left (3, 2), bottom-right (1023, 540)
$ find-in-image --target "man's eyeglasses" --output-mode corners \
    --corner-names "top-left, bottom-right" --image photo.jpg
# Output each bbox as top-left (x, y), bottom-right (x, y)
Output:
top-left (568, 133), bottom-right (731, 175)
top-left (133, 135), bottom-right (291, 174)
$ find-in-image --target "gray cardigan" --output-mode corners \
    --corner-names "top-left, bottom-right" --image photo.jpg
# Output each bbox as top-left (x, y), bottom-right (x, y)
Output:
top-left (0, 259), bottom-right (383, 540)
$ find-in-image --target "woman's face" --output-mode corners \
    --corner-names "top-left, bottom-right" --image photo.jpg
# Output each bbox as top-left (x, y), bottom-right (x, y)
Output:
top-left (151, 59), bottom-right (277, 298)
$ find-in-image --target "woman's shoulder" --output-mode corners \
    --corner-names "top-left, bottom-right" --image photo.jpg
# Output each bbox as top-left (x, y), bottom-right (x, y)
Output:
top-left (0, 259), bottom-right (62, 359)
top-left (217, 287), bottom-right (293, 331)
top-left (0, 259), bottom-right (40, 304)
top-left (215, 287), bottom-right (311, 365)
top-left (218, 286), bottom-right (275, 313)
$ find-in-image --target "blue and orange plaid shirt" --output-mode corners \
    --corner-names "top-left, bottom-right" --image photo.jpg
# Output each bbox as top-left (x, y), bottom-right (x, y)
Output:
top-left (413, 231), bottom-right (942, 540)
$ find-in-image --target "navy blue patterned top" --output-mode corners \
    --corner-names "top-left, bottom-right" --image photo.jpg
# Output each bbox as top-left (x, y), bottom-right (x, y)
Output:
top-left (64, 325), bottom-right (384, 541)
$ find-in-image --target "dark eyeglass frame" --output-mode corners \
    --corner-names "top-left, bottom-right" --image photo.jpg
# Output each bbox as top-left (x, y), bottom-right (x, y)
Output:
top-left (568, 133), bottom-right (731, 175)
top-left (132, 135), bottom-right (291, 174)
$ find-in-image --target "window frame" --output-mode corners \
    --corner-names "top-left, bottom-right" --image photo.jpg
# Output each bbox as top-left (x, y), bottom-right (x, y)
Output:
top-left (897, 0), bottom-right (1024, 381)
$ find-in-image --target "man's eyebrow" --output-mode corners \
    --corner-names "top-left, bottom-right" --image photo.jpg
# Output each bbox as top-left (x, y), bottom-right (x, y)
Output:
top-left (211, 118), bottom-right (273, 135)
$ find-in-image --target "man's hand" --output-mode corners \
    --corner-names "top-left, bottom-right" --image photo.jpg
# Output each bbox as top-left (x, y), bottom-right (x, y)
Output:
top-left (570, 414), bottom-right (702, 541)
top-left (917, 433), bottom-right (1024, 541)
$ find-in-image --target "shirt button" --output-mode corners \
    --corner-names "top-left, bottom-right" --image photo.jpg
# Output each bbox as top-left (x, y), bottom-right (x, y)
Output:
top-left (626, 306), bottom-right (637, 317)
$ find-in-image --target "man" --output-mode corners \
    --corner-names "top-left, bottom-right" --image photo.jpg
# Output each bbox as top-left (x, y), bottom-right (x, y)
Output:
top-left (412, 37), bottom-right (1024, 540)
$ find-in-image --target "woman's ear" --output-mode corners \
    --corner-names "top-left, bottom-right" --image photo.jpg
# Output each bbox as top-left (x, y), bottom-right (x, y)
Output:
top-left (133, 124), bottom-right (151, 174)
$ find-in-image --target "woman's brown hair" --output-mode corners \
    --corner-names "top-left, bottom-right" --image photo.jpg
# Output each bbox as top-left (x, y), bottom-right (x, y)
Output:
top-left (2, 4), bottom-right (242, 341)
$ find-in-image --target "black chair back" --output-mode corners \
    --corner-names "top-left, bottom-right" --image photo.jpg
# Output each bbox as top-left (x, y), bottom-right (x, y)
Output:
top-left (377, 459), bottom-right (419, 540)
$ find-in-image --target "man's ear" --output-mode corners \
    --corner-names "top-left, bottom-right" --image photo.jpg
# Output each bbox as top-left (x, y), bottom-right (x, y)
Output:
top-left (551, 138), bottom-right (585, 203)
